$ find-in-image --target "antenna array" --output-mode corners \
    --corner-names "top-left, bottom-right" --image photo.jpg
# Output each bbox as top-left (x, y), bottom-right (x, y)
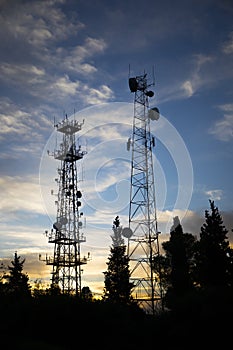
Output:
top-left (40, 115), bottom-right (90, 295)
top-left (125, 71), bottom-right (163, 314)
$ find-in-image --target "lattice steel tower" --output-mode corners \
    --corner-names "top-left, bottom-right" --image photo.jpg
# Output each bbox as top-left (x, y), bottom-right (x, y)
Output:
top-left (42, 115), bottom-right (90, 295)
top-left (123, 72), bottom-right (162, 314)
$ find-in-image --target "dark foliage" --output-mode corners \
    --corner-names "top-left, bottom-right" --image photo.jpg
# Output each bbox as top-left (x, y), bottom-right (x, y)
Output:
top-left (1, 202), bottom-right (233, 348)
top-left (161, 216), bottom-right (196, 311)
top-left (3, 252), bottom-right (31, 298)
top-left (103, 216), bottom-right (134, 304)
top-left (194, 200), bottom-right (232, 288)
top-left (0, 291), bottom-right (232, 349)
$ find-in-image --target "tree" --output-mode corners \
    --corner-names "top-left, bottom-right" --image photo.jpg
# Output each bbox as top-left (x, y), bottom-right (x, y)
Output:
top-left (81, 286), bottom-right (93, 301)
top-left (103, 216), bottom-right (134, 304)
top-left (0, 262), bottom-right (7, 296)
top-left (162, 216), bottom-right (196, 310)
top-left (227, 236), bottom-right (233, 288)
top-left (194, 200), bottom-right (231, 288)
top-left (4, 252), bottom-right (31, 298)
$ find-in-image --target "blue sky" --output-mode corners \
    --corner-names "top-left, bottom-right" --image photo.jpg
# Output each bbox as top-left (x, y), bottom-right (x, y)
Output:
top-left (0, 0), bottom-right (233, 294)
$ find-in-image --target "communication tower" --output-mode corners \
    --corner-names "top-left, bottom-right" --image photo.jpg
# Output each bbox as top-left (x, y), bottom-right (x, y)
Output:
top-left (41, 115), bottom-right (90, 295)
top-left (122, 71), bottom-right (162, 314)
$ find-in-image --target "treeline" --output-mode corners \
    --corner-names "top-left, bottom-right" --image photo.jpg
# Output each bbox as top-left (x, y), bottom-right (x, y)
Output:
top-left (0, 200), bottom-right (233, 348)
top-left (154, 199), bottom-right (233, 313)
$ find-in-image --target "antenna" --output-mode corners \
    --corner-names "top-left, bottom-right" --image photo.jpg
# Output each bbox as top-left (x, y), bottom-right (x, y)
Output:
top-left (127, 69), bottom-right (163, 315)
top-left (152, 65), bottom-right (155, 86)
top-left (40, 115), bottom-right (90, 295)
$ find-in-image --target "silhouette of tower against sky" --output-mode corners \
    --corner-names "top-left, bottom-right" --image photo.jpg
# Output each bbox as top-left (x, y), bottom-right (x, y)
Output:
top-left (123, 71), bottom-right (162, 314)
top-left (42, 115), bottom-right (90, 295)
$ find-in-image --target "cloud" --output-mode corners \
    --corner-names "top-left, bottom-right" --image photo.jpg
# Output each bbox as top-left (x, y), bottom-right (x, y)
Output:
top-left (180, 55), bottom-right (214, 98)
top-left (209, 104), bottom-right (233, 141)
top-left (204, 189), bottom-right (223, 201)
top-left (39, 102), bottom-right (193, 237)
top-left (0, 0), bottom-right (84, 48)
top-left (0, 98), bottom-right (43, 138)
top-left (0, 62), bottom-right (79, 101)
top-left (0, 1), bottom-right (109, 109)
top-left (52, 75), bottom-right (80, 96)
top-left (157, 207), bottom-right (233, 244)
top-left (0, 175), bottom-right (46, 216)
top-left (0, 63), bottom-right (45, 81)
top-left (181, 80), bottom-right (194, 98)
top-left (82, 85), bottom-right (114, 105)
top-left (222, 31), bottom-right (233, 54)
top-left (61, 37), bottom-right (107, 74)
top-left (160, 54), bottom-right (215, 103)
top-left (159, 29), bottom-right (233, 104)
top-left (0, 98), bottom-right (53, 165)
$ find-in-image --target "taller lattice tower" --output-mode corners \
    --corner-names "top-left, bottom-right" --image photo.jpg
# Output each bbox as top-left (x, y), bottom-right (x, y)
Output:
top-left (42, 115), bottom-right (90, 295)
top-left (123, 72), bottom-right (162, 314)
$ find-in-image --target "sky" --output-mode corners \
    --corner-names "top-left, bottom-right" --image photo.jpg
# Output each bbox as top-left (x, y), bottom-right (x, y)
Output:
top-left (0, 0), bottom-right (233, 295)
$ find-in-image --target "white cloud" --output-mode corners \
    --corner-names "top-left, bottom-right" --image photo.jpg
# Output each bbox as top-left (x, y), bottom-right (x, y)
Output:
top-left (183, 54), bottom-right (214, 96)
top-left (0, 0), bottom-right (84, 47)
top-left (209, 104), bottom-right (233, 141)
top-left (204, 189), bottom-right (223, 201)
top-left (0, 175), bottom-right (46, 216)
top-left (83, 85), bottom-right (114, 105)
top-left (0, 41), bottom-right (109, 105)
top-left (0, 1), bottom-right (109, 109)
top-left (0, 63), bottom-right (45, 77)
top-left (52, 75), bottom-right (79, 96)
top-left (160, 54), bottom-right (215, 103)
top-left (61, 37), bottom-right (107, 74)
top-left (0, 98), bottom-right (52, 149)
top-left (181, 80), bottom-right (194, 98)
top-left (0, 63), bottom-right (46, 87)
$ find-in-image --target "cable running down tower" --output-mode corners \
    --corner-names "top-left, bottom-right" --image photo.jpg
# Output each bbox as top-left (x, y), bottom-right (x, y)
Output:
top-left (123, 71), bottom-right (162, 314)
top-left (41, 115), bottom-right (90, 295)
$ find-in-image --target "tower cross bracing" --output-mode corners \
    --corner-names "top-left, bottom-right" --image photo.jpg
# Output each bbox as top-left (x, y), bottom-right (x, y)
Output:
top-left (126, 72), bottom-right (162, 314)
top-left (42, 116), bottom-right (89, 295)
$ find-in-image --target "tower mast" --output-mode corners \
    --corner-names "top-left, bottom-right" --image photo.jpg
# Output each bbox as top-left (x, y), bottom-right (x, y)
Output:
top-left (42, 115), bottom-right (89, 295)
top-left (124, 72), bottom-right (162, 314)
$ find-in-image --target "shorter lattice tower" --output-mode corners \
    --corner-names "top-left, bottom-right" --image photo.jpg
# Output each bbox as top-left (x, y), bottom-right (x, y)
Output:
top-left (41, 115), bottom-right (90, 295)
top-left (122, 71), bottom-right (162, 314)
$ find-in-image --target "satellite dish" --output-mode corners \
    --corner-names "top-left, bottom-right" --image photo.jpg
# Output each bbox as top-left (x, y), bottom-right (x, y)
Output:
top-left (129, 77), bottom-right (138, 92)
top-left (122, 227), bottom-right (133, 238)
top-left (148, 107), bottom-right (160, 121)
top-left (59, 217), bottom-right (68, 226)
top-left (76, 190), bottom-right (82, 198)
top-left (145, 90), bottom-right (154, 97)
top-left (53, 222), bottom-right (62, 231)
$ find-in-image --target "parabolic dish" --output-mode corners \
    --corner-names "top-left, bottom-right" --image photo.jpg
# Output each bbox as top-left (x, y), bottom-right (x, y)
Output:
top-left (122, 227), bottom-right (133, 238)
top-left (148, 107), bottom-right (160, 121)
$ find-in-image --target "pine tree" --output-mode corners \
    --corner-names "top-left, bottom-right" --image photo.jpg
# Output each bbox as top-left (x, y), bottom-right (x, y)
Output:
top-left (195, 200), bottom-right (230, 288)
top-left (162, 216), bottom-right (196, 310)
top-left (4, 252), bottom-right (31, 297)
top-left (103, 216), bottom-right (134, 304)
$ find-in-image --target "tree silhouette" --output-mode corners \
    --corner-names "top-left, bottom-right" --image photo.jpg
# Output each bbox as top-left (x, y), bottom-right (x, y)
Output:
top-left (110, 216), bottom-right (125, 247)
top-left (194, 200), bottom-right (231, 288)
top-left (81, 286), bottom-right (93, 301)
top-left (162, 216), bottom-right (196, 310)
top-left (103, 216), bottom-right (134, 304)
top-left (4, 252), bottom-right (31, 297)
